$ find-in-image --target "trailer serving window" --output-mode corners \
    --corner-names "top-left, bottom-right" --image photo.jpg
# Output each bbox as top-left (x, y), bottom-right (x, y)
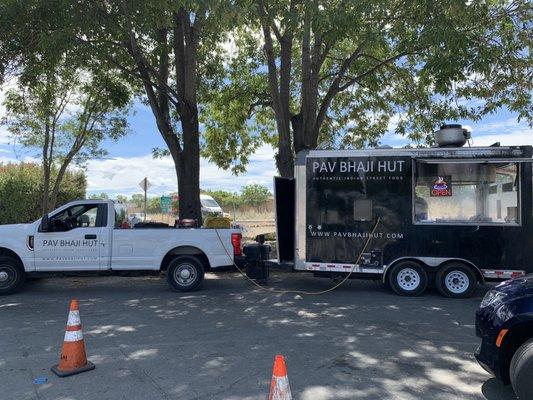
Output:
top-left (413, 160), bottom-right (520, 225)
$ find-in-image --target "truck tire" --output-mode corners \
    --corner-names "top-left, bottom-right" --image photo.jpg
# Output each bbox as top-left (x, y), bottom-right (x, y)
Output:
top-left (166, 256), bottom-right (204, 292)
top-left (436, 263), bottom-right (477, 298)
top-left (388, 261), bottom-right (428, 296)
top-left (0, 256), bottom-right (25, 295)
top-left (510, 339), bottom-right (533, 400)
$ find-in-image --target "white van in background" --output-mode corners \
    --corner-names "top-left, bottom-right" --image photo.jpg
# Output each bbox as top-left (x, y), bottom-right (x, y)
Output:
top-left (200, 194), bottom-right (223, 217)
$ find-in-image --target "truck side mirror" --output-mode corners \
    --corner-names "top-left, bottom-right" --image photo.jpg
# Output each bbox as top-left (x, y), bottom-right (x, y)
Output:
top-left (40, 214), bottom-right (50, 232)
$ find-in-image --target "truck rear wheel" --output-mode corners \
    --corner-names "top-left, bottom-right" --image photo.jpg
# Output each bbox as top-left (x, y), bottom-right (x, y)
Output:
top-left (436, 263), bottom-right (476, 298)
top-left (510, 339), bottom-right (533, 400)
top-left (166, 256), bottom-right (204, 292)
top-left (0, 256), bottom-right (25, 295)
top-left (388, 261), bottom-right (427, 296)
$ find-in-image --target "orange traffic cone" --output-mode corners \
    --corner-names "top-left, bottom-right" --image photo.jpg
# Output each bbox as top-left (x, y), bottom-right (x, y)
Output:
top-left (269, 354), bottom-right (292, 400)
top-left (51, 299), bottom-right (95, 377)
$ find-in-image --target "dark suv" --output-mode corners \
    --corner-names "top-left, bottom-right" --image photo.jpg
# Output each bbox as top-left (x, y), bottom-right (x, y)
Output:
top-left (475, 274), bottom-right (533, 399)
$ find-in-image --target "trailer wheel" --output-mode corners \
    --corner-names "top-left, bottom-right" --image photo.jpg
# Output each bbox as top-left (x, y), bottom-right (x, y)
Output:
top-left (166, 256), bottom-right (204, 292)
top-left (0, 256), bottom-right (25, 295)
top-left (388, 261), bottom-right (427, 296)
top-left (436, 263), bottom-right (476, 298)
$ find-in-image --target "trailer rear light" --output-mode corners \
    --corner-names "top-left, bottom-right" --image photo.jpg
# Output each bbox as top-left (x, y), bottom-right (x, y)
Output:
top-left (482, 269), bottom-right (525, 279)
top-left (231, 233), bottom-right (242, 256)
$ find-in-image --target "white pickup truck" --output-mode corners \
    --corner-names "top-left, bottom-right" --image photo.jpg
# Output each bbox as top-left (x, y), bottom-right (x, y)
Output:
top-left (0, 200), bottom-right (243, 295)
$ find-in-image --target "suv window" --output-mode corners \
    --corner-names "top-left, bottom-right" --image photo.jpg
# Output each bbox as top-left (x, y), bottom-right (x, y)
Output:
top-left (49, 204), bottom-right (103, 232)
top-left (414, 161), bottom-right (520, 225)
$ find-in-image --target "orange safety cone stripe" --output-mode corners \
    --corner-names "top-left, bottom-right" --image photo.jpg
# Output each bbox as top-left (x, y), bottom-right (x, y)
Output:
top-left (272, 355), bottom-right (288, 377)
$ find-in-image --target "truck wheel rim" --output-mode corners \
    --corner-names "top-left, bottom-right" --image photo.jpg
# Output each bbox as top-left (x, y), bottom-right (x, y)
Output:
top-left (397, 268), bottom-right (420, 291)
top-left (445, 271), bottom-right (469, 294)
top-left (0, 265), bottom-right (15, 288)
top-left (174, 264), bottom-right (196, 286)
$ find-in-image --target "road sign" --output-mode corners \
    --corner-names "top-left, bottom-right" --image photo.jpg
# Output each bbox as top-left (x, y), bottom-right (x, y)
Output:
top-left (160, 196), bottom-right (172, 213)
top-left (139, 178), bottom-right (152, 191)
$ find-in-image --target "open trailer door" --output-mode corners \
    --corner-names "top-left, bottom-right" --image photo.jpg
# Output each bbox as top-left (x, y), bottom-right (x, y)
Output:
top-left (274, 176), bottom-right (295, 263)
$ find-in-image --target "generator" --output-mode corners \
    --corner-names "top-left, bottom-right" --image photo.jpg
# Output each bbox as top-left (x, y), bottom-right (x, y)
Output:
top-left (243, 235), bottom-right (271, 282)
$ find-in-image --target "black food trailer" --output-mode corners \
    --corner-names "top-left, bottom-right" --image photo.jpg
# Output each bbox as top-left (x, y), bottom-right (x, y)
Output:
top-left (274, 126), bottom-right (533, 298)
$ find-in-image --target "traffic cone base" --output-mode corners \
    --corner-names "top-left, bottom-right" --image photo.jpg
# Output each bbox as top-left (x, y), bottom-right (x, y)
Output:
top-left (51, 299), bottom-right (95, 378)
top-left (51, 360), bottom-right (95, 377)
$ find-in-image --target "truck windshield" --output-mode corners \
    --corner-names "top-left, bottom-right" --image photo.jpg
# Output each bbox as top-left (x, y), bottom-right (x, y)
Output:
top-left (201, 198), bottom-right (219, 207)
top-left (414, 161), bottom-right (520, 225)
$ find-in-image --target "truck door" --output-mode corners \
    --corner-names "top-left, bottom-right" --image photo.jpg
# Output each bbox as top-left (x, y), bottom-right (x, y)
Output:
top-left (33, 203), bottom-right (108, 271)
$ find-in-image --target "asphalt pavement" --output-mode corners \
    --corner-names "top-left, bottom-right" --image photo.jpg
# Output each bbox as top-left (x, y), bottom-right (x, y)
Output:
top-left (0, 270), bottom-right (517, 400)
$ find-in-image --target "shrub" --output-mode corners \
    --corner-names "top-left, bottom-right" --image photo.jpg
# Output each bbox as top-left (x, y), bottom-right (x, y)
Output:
top-left (240, 184), bottom-right (271, 206)
top-left (0, 163), bottom-right (86, 224)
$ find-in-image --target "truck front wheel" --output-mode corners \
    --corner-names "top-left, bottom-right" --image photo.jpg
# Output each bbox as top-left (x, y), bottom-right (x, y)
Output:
top-left (0, 256), bottom-right (25, 295)
top-left (388, 261), bottom-right (428, 296)
top-left (166, 256), bottom-right (204, 292)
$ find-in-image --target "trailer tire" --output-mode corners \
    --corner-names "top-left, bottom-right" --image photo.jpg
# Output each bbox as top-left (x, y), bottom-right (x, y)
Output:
top-left (0, 256), bottom-right (25, 295)
top-left (388, 261), bottom-right (427, 296)
top-left (166, 256), bottom-right (204, 292)
top-left (436, 263), bottom-right (476, 298)
top-left (510, 339), bottom-right (533, 400)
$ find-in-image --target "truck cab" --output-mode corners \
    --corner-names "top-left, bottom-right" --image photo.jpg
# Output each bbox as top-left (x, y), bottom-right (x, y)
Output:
top-left (0, 200), bottom-right (242, 294)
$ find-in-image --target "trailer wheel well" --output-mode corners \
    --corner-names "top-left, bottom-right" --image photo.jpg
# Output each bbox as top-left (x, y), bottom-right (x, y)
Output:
top-left (160, 246), bottom-right (210, 271)
top-left (383, 258), bottom-right (427, 284)
top-left (0, 247), bottom-right (23, 267)
top-left (437, 259), bottom-right (484, 284)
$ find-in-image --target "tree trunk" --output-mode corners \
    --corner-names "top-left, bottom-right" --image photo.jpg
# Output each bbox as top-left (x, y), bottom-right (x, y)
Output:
top-left (276, 35), bottom-right (294, 178)
top-left (42, 122), bottom-right (51, 214)
top-left (177, 107), bottom-right (202, 224)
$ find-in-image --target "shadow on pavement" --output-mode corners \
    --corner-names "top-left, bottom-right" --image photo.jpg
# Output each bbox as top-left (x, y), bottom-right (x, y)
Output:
top-left (0, 271), bottom-right (516, 400)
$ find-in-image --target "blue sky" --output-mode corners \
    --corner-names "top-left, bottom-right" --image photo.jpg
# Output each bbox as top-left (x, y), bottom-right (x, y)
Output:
top-left (1, 98), bottom-right (532, 197)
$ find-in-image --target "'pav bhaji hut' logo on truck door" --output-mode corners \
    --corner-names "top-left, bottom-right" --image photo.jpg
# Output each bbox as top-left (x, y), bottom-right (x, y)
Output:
top-left (431, 176), bottom-right (452, 197)
top-left (42, 239), bottom-right (98, 248)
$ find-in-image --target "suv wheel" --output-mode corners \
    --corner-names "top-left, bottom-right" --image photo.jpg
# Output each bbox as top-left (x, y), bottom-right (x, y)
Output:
top-left (510, 339), bottom-right (533, 400)
top-left (436, 263), bottom-right (477, 298)
top-left (0, 256), bottom-right (25, 295)
top-left (388, 261), bottom-right (428, 296)
top-left (166, 256), bottom-right (204, 292)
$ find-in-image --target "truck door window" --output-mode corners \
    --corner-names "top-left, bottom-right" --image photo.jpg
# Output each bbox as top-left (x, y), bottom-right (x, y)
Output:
top-left (49, 204), bottom-right (101, 231)
top-left (413, 161), bottom-right (520, 225)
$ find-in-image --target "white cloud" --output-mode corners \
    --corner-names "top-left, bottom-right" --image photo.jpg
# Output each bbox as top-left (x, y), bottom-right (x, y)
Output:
top-left (0, 125), bottom-right (10, 145)
top-left (85, 144), bottom-right (277, 196)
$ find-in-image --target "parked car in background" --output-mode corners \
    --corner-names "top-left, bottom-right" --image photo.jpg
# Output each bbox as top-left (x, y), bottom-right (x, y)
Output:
top-left (201, 194), bottom-right (223, 217)
top-left (475, 274), bottom-right (533, 399)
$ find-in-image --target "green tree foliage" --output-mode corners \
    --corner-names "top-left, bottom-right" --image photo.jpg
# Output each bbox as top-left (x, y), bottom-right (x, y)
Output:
top-left (60, 0), bottom-right (240, 223)
top-left (204, 0), bottom-right (533, 177)
top-left (0, 163), bottom-right (86, 224)
top-left (147, 197), bottom-right (162, 213)
top-left (115, 194), bottom-right (129, 204)
top-left (130, 194), bottom-right (145, 209)
top-left (1, 61), bottom-right (131, 213)
top-left (240, 184), bottom-right (271, 206)
top-left (88, 193), bottom-right (109, 200)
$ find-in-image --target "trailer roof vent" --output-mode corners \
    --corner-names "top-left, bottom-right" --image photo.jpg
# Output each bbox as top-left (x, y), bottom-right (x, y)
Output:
top-left (435, 124), bottom-right (471, 147)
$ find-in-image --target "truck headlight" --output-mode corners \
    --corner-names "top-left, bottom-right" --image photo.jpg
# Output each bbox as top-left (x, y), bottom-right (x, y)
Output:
top-left (480, 290), bottom-right (508, 308)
